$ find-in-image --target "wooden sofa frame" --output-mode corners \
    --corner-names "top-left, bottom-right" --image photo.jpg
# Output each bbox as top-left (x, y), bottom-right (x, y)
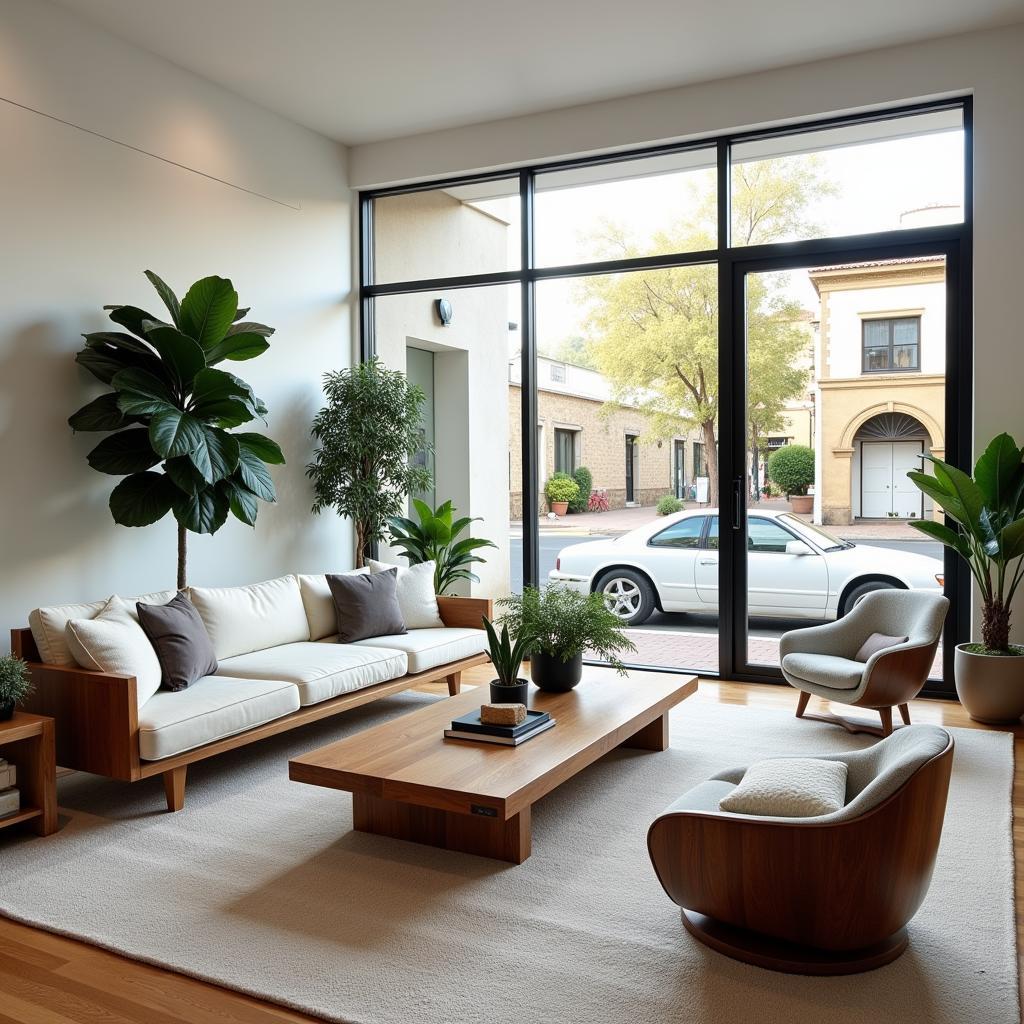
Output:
top-left (12, 595), bottom-right (491, 814)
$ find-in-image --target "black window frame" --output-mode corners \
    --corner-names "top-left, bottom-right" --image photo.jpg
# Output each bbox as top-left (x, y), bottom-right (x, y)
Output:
top-left (861, 315), bottom-right (922, 374)
top-left (358, 96), bottom-right (972, 697)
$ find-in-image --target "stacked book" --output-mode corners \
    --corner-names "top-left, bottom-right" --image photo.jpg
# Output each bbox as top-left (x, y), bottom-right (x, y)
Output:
top-left (0, 759), bottom-right (18, 819)
top-left (445, 709), bottom-right (556, 746)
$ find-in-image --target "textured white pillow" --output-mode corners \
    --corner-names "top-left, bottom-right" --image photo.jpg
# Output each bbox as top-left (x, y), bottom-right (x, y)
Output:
top-left (368, 560), bottom-right (443, 629)
top-left (298, 569), bottom-right (369, 640)
top-left (718, 757), bottom-right (848, 818)
top-left (65, 596), bottom-right (163, 709)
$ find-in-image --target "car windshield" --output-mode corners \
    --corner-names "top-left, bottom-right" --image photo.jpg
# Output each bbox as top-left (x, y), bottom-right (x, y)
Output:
top-left (779, 514), bottom-right (852, 551)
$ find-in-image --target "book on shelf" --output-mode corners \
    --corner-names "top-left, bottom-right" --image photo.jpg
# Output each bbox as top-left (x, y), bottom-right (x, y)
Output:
top-left (449, 708), bottom-right (550, 739)
top-left (0, 763), bottom-right (16, 790)
top-left (445, 717), bottom-right (556, 746)
top-left (0, 787), bottom-right (20, 819)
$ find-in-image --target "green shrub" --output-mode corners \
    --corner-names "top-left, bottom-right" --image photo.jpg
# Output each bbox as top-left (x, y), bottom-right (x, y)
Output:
top-left (0, 655), bottom-right (32, 707)
top-left (656, 494), bottom-right (684, 516)
top-left (545, 473), bottom-right (580, 505)
top-left (569, 466), bottom-right (593, 513)
top-left (767, 444), bottom-right (815, 497)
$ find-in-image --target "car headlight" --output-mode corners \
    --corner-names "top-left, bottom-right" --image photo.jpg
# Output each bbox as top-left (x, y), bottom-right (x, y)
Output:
top-left (935, 574), bottom-right (944, 587)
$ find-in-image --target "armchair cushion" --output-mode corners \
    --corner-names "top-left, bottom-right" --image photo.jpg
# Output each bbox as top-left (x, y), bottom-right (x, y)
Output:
top-left (718, 757), bottom-right (848, 817)
top-left (781, 652), bottom-right (864, 690)
top-left (855, 632), bottom-right (908, 662)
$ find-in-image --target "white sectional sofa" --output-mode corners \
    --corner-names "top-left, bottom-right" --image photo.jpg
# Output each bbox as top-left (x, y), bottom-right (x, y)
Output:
top-left (14, 573), bottom-right (491, 811)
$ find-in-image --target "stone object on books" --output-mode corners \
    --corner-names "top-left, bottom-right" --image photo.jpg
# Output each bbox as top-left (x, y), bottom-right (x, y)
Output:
top-left (480, 703), bottom-right (527, 726)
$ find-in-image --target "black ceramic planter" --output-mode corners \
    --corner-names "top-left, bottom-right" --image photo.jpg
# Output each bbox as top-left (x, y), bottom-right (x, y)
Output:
top-left (0, 700), bottom-right (14, 722)
top-left (489, 680), bottom-right (529, 706)
top-left (530, 651), bottom-right (584, 692)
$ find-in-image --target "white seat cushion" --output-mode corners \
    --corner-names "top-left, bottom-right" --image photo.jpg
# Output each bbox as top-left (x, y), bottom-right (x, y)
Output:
top-left (298, 569), bottom-right (369, 641)
top-left (353, 627), bottom-right (486, 675)
top-left (137, 676), bottom-right (299, 761)
top-left (782, 652), bottom-right (865, 691)
top-left (216, 642), bottom-right (408, 707)
top-left (190, 575), bottom-right (310, 660)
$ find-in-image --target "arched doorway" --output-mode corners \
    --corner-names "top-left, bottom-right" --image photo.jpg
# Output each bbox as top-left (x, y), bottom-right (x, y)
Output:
top-left (854, 412), bottom-right (930, 519)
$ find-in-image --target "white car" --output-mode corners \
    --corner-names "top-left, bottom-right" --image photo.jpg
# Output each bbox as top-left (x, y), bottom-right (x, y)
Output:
top-left (548, 508), bottom-right (944, 625)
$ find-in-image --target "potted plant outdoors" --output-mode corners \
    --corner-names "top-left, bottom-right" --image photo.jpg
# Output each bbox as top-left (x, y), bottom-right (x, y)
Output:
top-left (545, 473), bottom-right (579, 517)
top-left (767, 444), bottom-right (815, 515)
top-left (0, 655), bottom-right (33, 721)
top-left (908, 433), bottom-right (1024, 723)
top-left (499, 585), bottom-right (638, 692)
top-left (482, 618), bottom-right (532, 706)
top-left (386, 498), bottom-right (496, 595)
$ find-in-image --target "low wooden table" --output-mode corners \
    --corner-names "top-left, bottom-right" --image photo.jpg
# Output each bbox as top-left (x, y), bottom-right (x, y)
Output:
top-left (0, 713), bottom-right (58, 838)
top-left (289, 667), bottom-right (697, 863)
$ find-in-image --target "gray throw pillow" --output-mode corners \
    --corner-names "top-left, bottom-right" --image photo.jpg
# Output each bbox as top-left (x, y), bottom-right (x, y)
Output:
top-left (136, 591), bottom-right (219, 691)
top-left (855, 632), bottom-right (909, 663)
top-left (327, 568), bottom-right (407, 643)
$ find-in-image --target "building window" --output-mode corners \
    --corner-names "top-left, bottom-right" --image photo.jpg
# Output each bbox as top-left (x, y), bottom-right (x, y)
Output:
top-left (862, 316), bottom-right (921, 373)
top-left (549, 362), bottom-right (566, 383)
top-left (693, 441), bottom-right (707, 479)
top-left (554, 428), bottom-right (577, 474)
top-left (766, 436), bottom-right (788, 450)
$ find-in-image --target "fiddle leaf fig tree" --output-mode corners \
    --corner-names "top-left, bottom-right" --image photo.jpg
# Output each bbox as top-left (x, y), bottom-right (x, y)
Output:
top-left (69, 271), bottom-right (285, 589)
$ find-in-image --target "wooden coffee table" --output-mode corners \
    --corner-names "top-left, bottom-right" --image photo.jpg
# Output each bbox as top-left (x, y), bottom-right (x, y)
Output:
top-left (289, 667), bottom-right (697, 863)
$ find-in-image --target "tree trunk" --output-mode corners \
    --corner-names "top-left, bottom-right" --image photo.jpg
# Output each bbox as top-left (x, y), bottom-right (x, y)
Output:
top-left (177, 522), bottom-right (187, 591)
top-left (354, 522), bottom-right (366, 568)
top-left (982, 598), bottom-right (1011, 652)
top-left (702, 419), bottom-right (720, 506)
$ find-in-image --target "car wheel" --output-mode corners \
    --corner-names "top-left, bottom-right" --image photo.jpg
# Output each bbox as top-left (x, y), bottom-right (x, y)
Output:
top-left (595, 569), bottom-right (655, 626)
top-left (840, 579), bottom-right (901, 617)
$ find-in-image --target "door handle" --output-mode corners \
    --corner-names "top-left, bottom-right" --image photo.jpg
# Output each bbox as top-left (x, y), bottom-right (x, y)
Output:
top-left (699, 558), bottom-right (717, 566)
top-left (733, 477), bottom-right (743, 531)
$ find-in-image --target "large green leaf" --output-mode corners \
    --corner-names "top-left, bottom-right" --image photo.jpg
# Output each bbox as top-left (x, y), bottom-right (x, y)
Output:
top-left (172, 485), bottom-right (229, 535)
top-left (908, 518), bottom-right (970, 559)
top-left (141, 321), bottom-right (206, 386)
top-left (69, 393), bottom-right (129, 432)
top-left (187, 426), bottom-right (240, 484)
top-left (104, 305), bottom-right (165, 340)
top-left (974, 433), bottom-right (1024, 512)
top-left (232, 431), bottom-right (285, 465)
top-left (109, 472), bottom-right (178, 527)
top-left (87, 429), bottom-right (160, 475)
top-left (75, 345), bottom-right (163, 386)
top-left (205, 333), bottom-right (270, 365)
top-left (111, 368), bottom-right (177, 416)
top-left (144, 270), bottom-right (181, 328)
top-left (997, 519), bottom-right (1024, 563)
top-left (149, 408), bottom-right (207, 459)
top-left (219, 476), bottom-right (259, 526)
top-left (226, 321), bottom-right (274, 339)
top-left (82, 331), bottom-right (153, 355)
top-left (164, 456), bottom-right (205, 495)
top-left (179, 276), bottom-right (238, 350)
top-left (235, 440), bottom-right (276, 501)
top-left (907, 471), bottom-right (966, 526)
top-left (190, 368), bottom-right (262, 426)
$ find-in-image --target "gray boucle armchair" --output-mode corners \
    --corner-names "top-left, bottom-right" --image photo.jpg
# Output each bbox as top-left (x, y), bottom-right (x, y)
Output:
top-left (780, 590), bottom-right (949, 736)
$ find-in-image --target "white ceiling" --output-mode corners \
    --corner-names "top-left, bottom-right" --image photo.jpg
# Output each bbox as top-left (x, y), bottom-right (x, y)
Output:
top-left (56, 0), bottom-right (1024, 146)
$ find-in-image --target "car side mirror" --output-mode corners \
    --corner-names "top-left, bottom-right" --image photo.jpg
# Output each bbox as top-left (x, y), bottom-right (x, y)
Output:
top-left (786, 540), bottom-right (815, 556)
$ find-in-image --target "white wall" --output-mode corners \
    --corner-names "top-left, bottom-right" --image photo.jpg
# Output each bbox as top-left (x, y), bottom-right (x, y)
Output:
top-left (350, 24), bottom-right (1024, 641)
top-left (0, 0), bottom-right (352, 646)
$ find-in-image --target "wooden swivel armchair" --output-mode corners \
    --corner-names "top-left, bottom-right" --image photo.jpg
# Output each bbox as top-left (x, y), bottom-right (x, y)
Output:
top-left (647, 725), bottom-right (954, 974)
top-left (780, 589), bottom-right (949, 736)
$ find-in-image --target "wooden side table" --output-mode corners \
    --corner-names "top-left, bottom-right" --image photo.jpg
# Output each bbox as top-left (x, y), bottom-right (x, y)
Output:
top-left (0, 713), bottom-right (57, 837)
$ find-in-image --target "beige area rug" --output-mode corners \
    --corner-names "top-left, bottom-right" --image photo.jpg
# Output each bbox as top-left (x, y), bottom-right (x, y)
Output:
top-left (0, 693), bottom-right (1016, 1024)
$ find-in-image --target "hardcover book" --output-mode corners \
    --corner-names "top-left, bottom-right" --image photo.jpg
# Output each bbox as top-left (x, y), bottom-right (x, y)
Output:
top-left (450, 708), bottom-right (551, 738)
top-left (444, 717), bottom-right (556, 747)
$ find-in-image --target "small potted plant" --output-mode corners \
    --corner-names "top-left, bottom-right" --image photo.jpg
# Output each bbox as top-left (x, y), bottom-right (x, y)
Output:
top-left (545, 474), bottom-right (579, 517)
top-left (0, 654), bottom-right (32, 722)
top-left (499, 585), bottom-right (638, 692)
top-left (908, 433), bottom-right (1024, 723)
top-left (767, 444), bottom-right (815, 514)
top-left (482, 617), bottom-right (532, 706)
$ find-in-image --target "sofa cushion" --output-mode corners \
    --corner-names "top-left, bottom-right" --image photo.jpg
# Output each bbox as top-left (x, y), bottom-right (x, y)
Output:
top-left (190, 575), bottom-right (309, 660)
top-left (327, 570), bottom-right (407, 642)
top-left (29, 588), bottom-right (176, 667)
top-left (216, 641), bottom-right (408, 707)
top-left (368, 560), bottom-right (444, 629)
top-left (299, 569), bottom-right (369, 641)
top-left (137, 591), bottom-right (219, 692)
top-left (138, 675), bottom-right (299, 761)
top-left (65, 596), bottom-right (163, 709)
top-left (353, 627), bottom-right (486, 675)
top-left (781, 652), bottom-right (865, 691)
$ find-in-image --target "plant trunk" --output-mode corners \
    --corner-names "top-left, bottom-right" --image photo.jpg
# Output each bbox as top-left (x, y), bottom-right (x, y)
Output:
top-left (702, 419), bottom-right (719, 506)
top-left (177, 522), bottom-right (187, 591)
top-left (982, 598), bottom-right (1011, 652)
top-left (354, 521), bottom-right (366, 569)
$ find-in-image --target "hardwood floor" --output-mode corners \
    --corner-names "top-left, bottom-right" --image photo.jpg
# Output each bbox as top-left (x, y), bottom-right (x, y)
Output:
top-left (0, 666), bottom-right (1019, 1023)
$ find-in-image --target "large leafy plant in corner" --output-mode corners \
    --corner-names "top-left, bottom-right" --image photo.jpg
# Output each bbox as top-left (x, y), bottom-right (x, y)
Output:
top-left (908, 433), bottom-right (1024, 653)
top-left (386, 499), bottom-right (496, 594)
top-left (69, 271), bottom-right (285, 589)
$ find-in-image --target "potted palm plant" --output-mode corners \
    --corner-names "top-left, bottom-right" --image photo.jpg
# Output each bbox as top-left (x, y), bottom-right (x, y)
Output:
top-left (482, 617), bottom-right (532, 706)
top-left (908, 433), bottom-right (1024, 722)
top-left (0, 655), bottom-right (32, 721)
top-left (498, 585), bottom-right (637, 692)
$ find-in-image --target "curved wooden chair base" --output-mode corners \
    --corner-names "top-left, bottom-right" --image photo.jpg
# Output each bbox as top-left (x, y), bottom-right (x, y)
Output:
top-left (797, 709), bottom-right (903, 738)
top-left (681, 909), bottom-right (908, 976)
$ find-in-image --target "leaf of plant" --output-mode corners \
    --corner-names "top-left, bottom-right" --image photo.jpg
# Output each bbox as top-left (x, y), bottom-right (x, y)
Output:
top-left (144, 270), bottom-right (181, 328)
top-left (226, 321), bottom-right (274, 339)
top-left (75, 346), bottom-right (150, 386)
top-left (219, 477), bottom-right (259, 526)
top-left (109, 471), bottom-right (178, 527)
top-left (104, 305), bottom-right (165, 340)
top-left (232, 431), bottom-right (285, 464)
top-left (233, 307), bottom-right (250, 322)
top-left (974, 432), bottom-right (1024, 512)
top-left (205, 333), bottom-right (270, 365)
top-left (110, 367), bottom-right (176, 401)
top-left (142, 321), bottom-right (206, 386)
top-left (191, 369), bottom-right (264, 427)
top-left (179, 276), bottom-right (239, 350)
top-left (87, 428), bottom-right (160, 475)
top-left (164, 456), bottom-right (204, 495)
top-left (235, 441), bottom-right (276, 501)
top-left (149, 408), bottom-right (207, 459)
top-left (172, 485), bottom-right (229, 535)
top-left (68, 393), bottom-right (129, 432)
top-left (82, 331), bottom-right (153, 355)
top-left (908, 518), bottom-right (970, 559)
top-left (997, 519), bottom-right (1024, 563)
top-left (188, 426), bottom-right (240, 484)
top-left (907, 471), bottom-right (966, 526)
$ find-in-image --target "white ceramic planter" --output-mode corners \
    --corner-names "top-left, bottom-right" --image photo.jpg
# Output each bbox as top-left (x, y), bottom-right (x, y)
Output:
top-left (954, 643), bottom-right (1024, 724)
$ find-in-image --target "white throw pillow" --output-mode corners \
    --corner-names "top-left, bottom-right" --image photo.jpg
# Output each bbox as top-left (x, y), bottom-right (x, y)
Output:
top-left (368, 560), bottom-right (444, 629)
top-left (299, 569), bottom-right (369, 641)
top-left (65, 596), bottom-right (163, 709)
top-left (718, 757), bottom-right (848, 818)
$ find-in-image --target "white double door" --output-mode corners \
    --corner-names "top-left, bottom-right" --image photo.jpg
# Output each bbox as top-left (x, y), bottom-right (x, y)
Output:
top-left (861, 441), bottom-right (924, 518)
